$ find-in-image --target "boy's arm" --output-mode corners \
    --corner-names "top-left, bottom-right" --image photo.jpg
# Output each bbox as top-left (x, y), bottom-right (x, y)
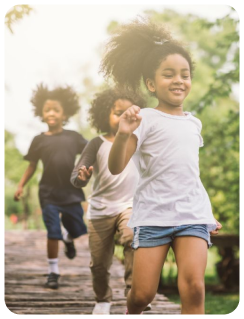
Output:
top-left (108, 105), bottom-right (141, 175)
top-left (14, 161), bottom-right (37, 201)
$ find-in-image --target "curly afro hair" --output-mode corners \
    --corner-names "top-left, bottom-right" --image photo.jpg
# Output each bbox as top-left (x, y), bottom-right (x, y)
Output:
top-left (30, 83), bottom-right (80, 123)
top-left (100, 17), bottom-right (194, 92)
top-left (88, 87), bottom-right (146, 133)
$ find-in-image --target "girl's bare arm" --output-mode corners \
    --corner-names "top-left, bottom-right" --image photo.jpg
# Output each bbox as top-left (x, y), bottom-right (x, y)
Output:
top-left (108, 105), bottom-right (141, 175)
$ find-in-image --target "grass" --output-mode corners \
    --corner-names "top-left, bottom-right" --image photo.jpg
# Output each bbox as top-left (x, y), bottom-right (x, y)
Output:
top-left (166, 292), bottom-right (240, 315)
top-left (5, 215), bottom-right (46, 230)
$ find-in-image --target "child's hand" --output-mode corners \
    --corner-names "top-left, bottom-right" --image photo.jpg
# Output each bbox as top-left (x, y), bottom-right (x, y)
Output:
top-left (14, 187), bottom-right (23, 201)
top-left (78, 166), bottom-right (93, 182)
top-left (210, 219), bottom-right (222, 235)
top-left (118, 105), bottom-right (142, 136)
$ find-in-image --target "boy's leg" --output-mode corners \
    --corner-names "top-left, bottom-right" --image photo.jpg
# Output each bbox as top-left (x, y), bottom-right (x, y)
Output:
top-left (61, 203), bottom-right (87, 238)
top-left (47, 239), bottom-right (59, 280)
top-left (127, 244), bottom-right (170, 314)
top-left (115, 209), bottom-right (134, 296)
top-left (42, 204), bottom-right (63, 289)
top-left (42, 204), bottom-right (63, 262)
top-left (88, 217), bottom-right (116, 303)
top-left (47, 238), bottom-right (59, 258)
top-left (61, 203), bottom-right (87, 259)
top-left (172, 236), bottom-right (208, 314)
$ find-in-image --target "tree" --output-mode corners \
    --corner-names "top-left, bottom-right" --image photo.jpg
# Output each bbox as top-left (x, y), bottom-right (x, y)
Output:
top-left (5, 130), bottom-right (41, 228)
top-left (5, 5), bottom-right (33, 33)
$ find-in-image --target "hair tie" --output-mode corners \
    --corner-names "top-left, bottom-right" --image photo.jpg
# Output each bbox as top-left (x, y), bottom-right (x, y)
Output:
top-left (153, 36), bottom-right (169, 46)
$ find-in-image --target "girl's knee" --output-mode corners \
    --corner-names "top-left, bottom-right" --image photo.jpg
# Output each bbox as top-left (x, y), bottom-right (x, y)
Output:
top-left (130, 289), bottom-right (153, 308)
top-left (179, 279), bottom-right (205, 300)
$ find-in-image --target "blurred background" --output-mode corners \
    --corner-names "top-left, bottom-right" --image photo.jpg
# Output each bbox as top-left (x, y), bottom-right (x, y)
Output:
top-left (4, 4), bottom-right (239, 314)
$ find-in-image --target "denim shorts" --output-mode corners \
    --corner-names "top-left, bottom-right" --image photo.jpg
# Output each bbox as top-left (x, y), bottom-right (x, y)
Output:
top-left (131, 224), bottom-right (212, 249)
top-left (42, 203), bottom-right (87, 240)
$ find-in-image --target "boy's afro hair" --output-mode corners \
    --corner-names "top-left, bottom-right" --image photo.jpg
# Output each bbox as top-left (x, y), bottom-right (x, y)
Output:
top-left (30, 83), bottom-right (80, 121)
top-left (88, 87), bottom-right (146, 133)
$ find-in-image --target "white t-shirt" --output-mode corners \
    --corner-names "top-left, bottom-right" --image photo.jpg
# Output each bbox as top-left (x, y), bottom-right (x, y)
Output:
top-left (127, 108), bottom-right (216, 231)
top-left (71, 135), bottom-right (139, 219)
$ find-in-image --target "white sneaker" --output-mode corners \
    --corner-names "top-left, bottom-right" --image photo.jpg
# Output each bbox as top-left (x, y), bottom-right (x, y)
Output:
top-left (144, 303), bottom-right (152, 311)
top-left (92, 302), bottom-right (111, 315)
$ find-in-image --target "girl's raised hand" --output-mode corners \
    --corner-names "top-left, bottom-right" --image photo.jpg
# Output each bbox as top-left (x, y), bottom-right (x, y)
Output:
top-left (78, 166), bottom-right (93, 182)
top-left (118, 105), bottom-right (142, 136)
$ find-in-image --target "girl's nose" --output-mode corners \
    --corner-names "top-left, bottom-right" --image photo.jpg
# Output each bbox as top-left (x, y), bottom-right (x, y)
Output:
top-left (173, 75), bottom-right (183, 84)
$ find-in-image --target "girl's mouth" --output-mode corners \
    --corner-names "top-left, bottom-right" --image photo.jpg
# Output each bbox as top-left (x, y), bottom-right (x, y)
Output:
top-left (170, 88), bottom-right (185, 95)
top-left (170, 88), bottom-right (184, 91)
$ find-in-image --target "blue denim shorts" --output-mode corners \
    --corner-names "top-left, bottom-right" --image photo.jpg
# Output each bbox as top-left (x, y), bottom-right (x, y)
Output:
top-left (132, 224), bottom-right (212, 249)
top-left (42, 203), bottom-right (87, 240)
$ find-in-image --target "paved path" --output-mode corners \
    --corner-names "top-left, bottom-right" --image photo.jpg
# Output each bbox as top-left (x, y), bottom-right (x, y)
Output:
top-left (5, 230), bottom-right (181, 315)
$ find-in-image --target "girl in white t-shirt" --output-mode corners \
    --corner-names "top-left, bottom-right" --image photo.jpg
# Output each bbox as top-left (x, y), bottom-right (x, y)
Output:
top-left (101, 19), bottom-right (222, 314)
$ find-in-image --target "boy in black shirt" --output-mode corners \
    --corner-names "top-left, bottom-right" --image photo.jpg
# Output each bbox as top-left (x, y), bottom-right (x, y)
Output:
top-left (14, 83), bottom-right (87, 289)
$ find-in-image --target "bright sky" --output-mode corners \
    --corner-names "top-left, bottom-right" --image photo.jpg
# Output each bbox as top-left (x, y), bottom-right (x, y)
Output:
top-left (4, 3), bottom-right (238, 155)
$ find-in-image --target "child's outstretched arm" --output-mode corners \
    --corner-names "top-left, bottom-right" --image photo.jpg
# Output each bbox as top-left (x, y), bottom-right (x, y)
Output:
top-left (71, 137), bottom-right (99, 188)
top-left (76, 165), bottom-right (93, 187)
top-left (108, 105), bottom-right (142, 175)
top-left (14, 161), bottom-right (37, 201)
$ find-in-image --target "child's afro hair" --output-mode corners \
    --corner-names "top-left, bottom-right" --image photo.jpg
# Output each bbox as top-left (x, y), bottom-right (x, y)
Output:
top-left (30, 83), bottom-right (80, 122)
top-left (100, 17), bottom-right (194, 92)
top-left (88, 87), bottom-right (146, 133)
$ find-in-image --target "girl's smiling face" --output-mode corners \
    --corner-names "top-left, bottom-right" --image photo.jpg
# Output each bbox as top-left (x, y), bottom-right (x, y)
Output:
top-left (42, 100), bottom-right (66, 128)
top-left (147, 54), bottom-right (192, 109)
top-left (109, 99), bottom-right (133, 135)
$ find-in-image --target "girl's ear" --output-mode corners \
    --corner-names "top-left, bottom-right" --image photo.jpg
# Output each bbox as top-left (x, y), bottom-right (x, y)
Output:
top-left (146, 78), bottom-right (156, 93)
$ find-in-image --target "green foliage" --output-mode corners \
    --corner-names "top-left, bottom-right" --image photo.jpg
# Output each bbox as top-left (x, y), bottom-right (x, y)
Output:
top-left (5, 130), bottom-right (39, 186)
top-left (5, 5), bottom-right (33, 33)
top-left (5, 188), bottom-right (23, 216)
top-left (199, 107), bottom-right (239, 232)
top-left (5, 130), bottom-right (41, 227)
top-left (167, 292), bottom-right (239, 314)
top-left (107, 20), bottom-right (120, 34)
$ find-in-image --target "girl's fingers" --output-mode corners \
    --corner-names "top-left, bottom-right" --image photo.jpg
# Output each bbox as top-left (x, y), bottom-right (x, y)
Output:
top-left (124, 106), bottom-right (141, 121)
top-left (215, 220), bottom-right (222, 229)
top-left (135, 113), bottom-right (142, 121)
top-left (131, 105), bottom-right (141, 113)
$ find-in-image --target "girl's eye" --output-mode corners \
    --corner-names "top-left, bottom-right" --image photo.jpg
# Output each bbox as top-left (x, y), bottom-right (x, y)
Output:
top-left (164, 74), bottom-right (173, 78)
top-left (183, 75), bottom-right (190, 79)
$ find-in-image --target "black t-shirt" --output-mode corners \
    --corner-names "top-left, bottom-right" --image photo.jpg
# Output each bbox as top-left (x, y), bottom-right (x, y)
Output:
top-left (24, 129), bottom-right (87, 207)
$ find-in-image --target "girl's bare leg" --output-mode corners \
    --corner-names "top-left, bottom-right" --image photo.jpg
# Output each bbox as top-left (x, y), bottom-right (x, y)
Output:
top-left (172, 236), bottom-right (208, 314)
top-left (127, 244), bottom-right (170, 314)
